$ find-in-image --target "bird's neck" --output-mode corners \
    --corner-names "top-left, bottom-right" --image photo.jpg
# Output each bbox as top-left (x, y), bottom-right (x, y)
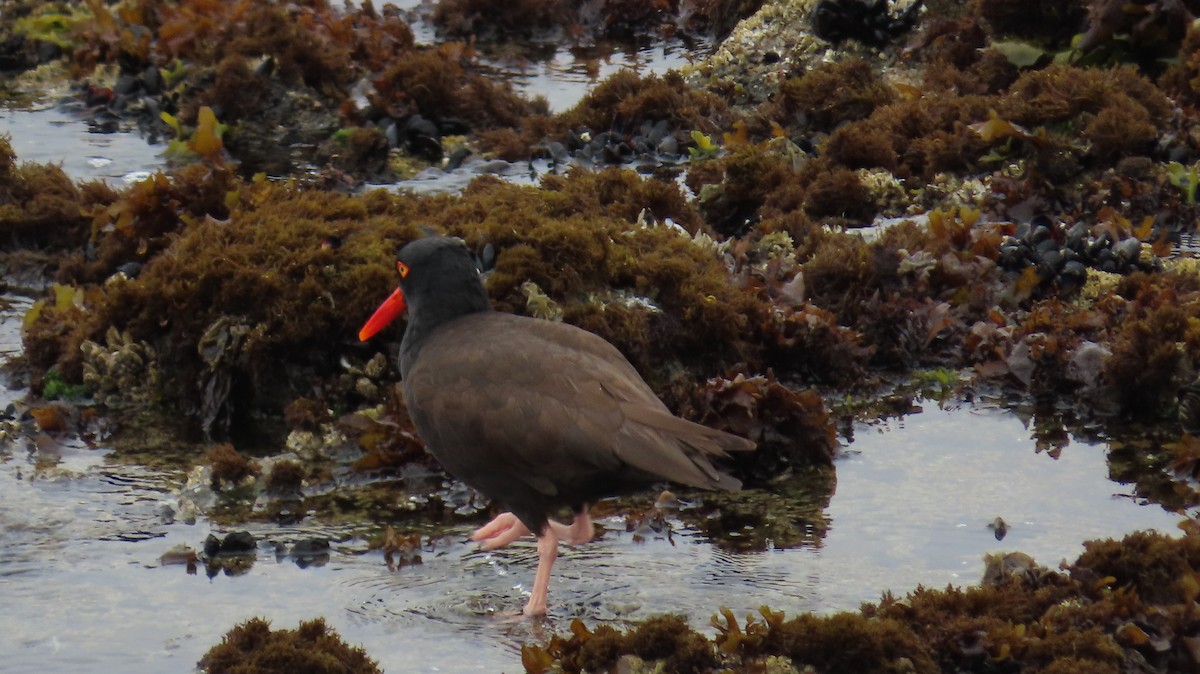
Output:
top-left (398, 279), bottom-right (489, 377)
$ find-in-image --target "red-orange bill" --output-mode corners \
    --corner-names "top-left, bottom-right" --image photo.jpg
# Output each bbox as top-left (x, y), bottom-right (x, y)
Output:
top-left (358, 287), bottom-right (407, 341)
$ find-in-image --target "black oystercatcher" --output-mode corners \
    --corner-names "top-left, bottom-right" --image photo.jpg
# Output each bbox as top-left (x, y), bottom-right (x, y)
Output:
top-left (359, 237), bottom-right (754, 615)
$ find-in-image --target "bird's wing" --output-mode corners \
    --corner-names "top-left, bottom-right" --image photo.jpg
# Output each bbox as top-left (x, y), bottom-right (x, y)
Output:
top-left (404, 312), bottom-right (751, 497)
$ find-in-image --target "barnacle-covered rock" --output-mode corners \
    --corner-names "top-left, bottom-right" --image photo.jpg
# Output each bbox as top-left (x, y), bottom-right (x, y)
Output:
top-left (79, 325), bottom-right (160, 406)
top-left (1078, 268), bottom-right (1121, 306)
top-left (690, 0), bottom-right (920, 105)
top-left (285, 424), bottom-right (351, 462)
top-left (858, 168), bottom-right (912, 217)
top-left (362, 352), bottom-right (388, 379)
top-left (521, 280), bottom-right (563, 321)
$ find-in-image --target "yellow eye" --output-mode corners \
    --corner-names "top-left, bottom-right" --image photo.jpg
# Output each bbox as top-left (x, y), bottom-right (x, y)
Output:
top-left (396, 261), bottom-right (410, 278)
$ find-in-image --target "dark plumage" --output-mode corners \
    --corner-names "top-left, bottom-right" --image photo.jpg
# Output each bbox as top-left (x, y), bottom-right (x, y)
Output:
top-left (360, 237), bottom-right (754, 614)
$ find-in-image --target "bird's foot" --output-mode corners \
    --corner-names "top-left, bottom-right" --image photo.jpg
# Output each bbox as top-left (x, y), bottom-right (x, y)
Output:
top-left (522, 590), bottom-right (549, 617)
top-left (545, 507), bottom-right (594, 546)
top-left (470, 512), bottom-right (531, 551)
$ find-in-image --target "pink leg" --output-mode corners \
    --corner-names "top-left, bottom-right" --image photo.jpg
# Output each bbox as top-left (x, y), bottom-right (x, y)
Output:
top-left (470, 512), bottom-right (531, 551)
top-left (545, 506), bottom-right (594, 545)
top-left (524, 529), bottom-right (559, 616)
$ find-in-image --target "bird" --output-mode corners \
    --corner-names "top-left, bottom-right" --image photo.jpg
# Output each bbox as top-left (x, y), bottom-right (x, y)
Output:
top-left (359, 236), bottom-right (755, 616)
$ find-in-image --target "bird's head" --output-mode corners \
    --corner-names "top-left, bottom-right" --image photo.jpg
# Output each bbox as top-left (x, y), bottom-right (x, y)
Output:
top-left (358, 237), bottom-right (486, 341)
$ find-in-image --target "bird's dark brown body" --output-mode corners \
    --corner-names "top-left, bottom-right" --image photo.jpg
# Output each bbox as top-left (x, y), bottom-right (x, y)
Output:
top-left (404, 310), bottom-right (746, 535)
top-left (361, 236), bottom-right (754, 614)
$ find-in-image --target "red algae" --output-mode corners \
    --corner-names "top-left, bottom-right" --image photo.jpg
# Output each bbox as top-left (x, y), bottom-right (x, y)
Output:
top-left (198, 617), bottom-right (381, 674)
top-left (523, 531), bottom-right (1200, 673)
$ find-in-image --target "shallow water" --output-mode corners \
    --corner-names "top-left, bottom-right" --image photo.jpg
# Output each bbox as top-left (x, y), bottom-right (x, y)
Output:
top-left (0, 106), bottom-right (163, 184)
top-left (0, 285), bottom-right (1185, 673)
top-left (394, 0), bottom-right (708, 114)
top-left (478, 37), bottom-right (705, 114)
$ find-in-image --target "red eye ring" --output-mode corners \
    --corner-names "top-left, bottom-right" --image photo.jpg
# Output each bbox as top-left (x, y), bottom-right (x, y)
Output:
top-left (397, 261), bottom-right (410, 278)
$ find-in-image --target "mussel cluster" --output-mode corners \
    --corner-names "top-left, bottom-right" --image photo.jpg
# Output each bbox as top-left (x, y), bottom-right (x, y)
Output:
top-left (813, 0), bottom-right (924, 47)
top-left (80, 326), bottom-right (160, 406)
top-left (997, 215), bottom-right (1161, 291)
top-left (533, 120), bottom-right (681, 168)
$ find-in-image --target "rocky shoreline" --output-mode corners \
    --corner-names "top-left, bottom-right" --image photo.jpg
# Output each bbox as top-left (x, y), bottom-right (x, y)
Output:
top-left (4, 0), bottom-right (1200, 671)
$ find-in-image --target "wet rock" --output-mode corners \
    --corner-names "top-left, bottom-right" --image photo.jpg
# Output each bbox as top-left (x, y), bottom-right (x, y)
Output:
top-left (289, 538), bottom-right (330, 556)
top-left (382, 526), bottom-right (423, 569)
top-left (445, 146), bottom-right (472, 170)
top-left (202, 534), bottom-right (220, 558)
top-left (987, 516), bottom-right (1008, 541)
top-left (29, 402), bottom-right (74, 432)
top-left (1006, 338), bottom-right (1035, 388)
top-left (1067, 341), bottom-right (1111, 391)
top-left (289, 538), bottom-right (331, 568)
top-left (273, 508), bottom-right (304, 525)
top-left (176, 465), bottom-right (217, 523)
top-left (202, 532), bottom-right (258, 576)
top-left (616, 654), bottom-right (648, 674)
top-left (0, 32), bottom-right (42, 72)
top-left (205, 531), bottom-right (257, 556)
top-left (981, 551), bottom-right (1041, 586)
top-left (114, 261), bottom-right (142, 279)
top-left (141, 65), bottom-right (162, 95)
top-left (1113, 237), bottom-right (1142, 264)
top-left (197, 317), bottom-right (251, 439)
top-left (626, 508), bottom-right (673, 542)
top-left (402, 114), bottom-right (443, 163)
top-left (159, 544), bottom-right (198, 570)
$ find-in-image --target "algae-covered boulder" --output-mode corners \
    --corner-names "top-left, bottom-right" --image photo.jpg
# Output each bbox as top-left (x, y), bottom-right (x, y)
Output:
top-left (198, 617), bottom-right (381, 674)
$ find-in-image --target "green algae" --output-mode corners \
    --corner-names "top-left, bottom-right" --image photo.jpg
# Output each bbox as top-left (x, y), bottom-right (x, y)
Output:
top-left (41, 366), bottom-right (89, 400)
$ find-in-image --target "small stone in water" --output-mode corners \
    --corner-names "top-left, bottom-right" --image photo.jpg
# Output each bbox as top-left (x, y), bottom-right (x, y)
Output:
top-left (159, 544), bottom-right (197, 566)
